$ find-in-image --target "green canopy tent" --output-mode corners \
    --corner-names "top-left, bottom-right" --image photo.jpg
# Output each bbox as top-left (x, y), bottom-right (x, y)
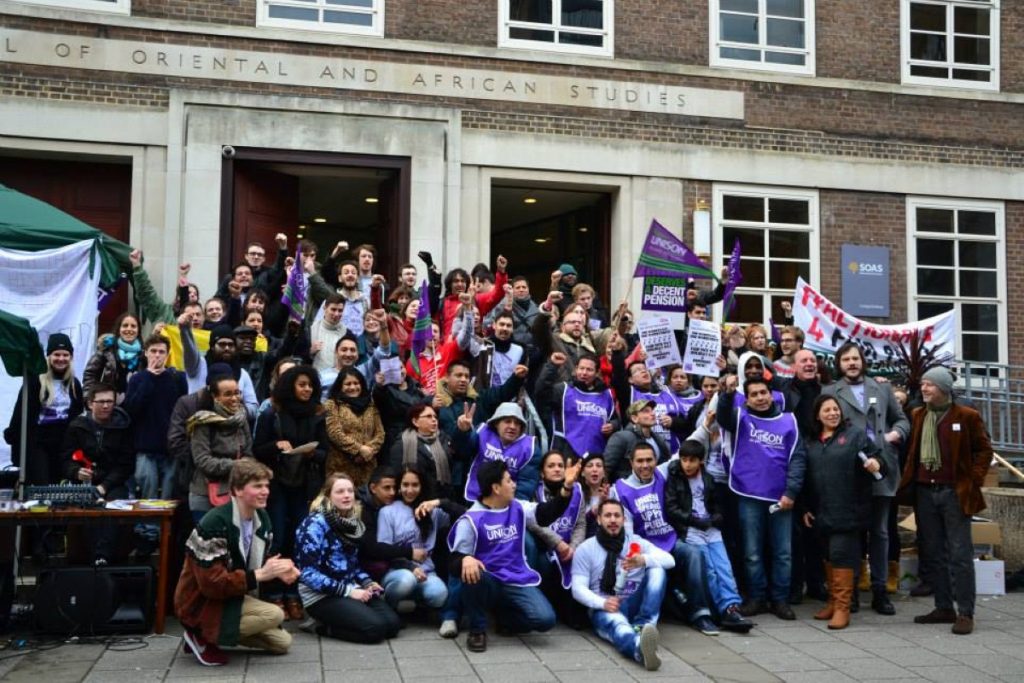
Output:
top-left (0, 308), bottom-right (47, 491)
top-left (0, 183), bottom-right (132, 290)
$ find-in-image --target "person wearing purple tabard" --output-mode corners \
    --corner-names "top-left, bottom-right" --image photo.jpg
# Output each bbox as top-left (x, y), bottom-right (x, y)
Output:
top-left (716, 376), bottom-right (806, 622)
top-left (447, 458), bottom-right (581, 653)
top-left (609, 434), bottom-right (719, 637)
top-left (456, 402), bottom-right (541, 503)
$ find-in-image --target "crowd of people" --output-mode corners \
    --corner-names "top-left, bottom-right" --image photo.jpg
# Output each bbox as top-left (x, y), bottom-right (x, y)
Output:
top-left (2, 234), bottom-right (994, 670)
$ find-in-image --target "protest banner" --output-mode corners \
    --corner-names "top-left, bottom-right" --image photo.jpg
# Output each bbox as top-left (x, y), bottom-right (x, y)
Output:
top-left (0, 241), bottom-right (100, 466)
top-left (682, 318), bottom-right (722, 378)
top-left (636, 316), bottom-right (682, 370)
top-left (791, 277), bottom-right (956, 372)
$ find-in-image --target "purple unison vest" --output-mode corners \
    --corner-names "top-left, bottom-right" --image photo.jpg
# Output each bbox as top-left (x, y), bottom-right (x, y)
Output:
top-left (631, 386), bottom-right (677, 449)
top-left (464, 425), bottom-right (536, 501)
top-left (536, 482), bottom-right (585, 588)
top-left (661, 392), bottom-right (703, 453)
top-left (447, 501), bottom-right (541, 587)
top-left (728, 406), bottom-right (799, 501)
top-left (613, 469), bottom-right (677, 552)
top-left (555, 384), bottom-right (615, 457)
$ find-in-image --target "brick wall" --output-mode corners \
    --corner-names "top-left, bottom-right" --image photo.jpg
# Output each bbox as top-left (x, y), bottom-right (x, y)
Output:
top-left (1006, 202), bottom-right (1024, 364)
top-left (385, 0), bottom-right (494, 47)
top-left (818, 190), bottom-right (907, 324)
top-left (816, 0), bottom-right (900, 83)
top-left (132, 0), bottom-right (255, 26)
top-left (615, 1), bottom-right (707, 65)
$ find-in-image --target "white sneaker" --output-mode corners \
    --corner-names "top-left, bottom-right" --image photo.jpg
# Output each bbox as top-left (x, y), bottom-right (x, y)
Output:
top-left (438, 619), bottom-right (458, 639)
top-left (638, 624), bottom-right (660, 671)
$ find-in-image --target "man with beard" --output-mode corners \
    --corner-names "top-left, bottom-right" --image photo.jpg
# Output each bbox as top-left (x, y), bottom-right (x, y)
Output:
top-left (334, 261), bottom-right (373, 336)
top-left (571, 499), bottom-right (673, 671)
top-left (508, 276), bottom-right (540, 348)
top-left (458, 403), bottom-right (541, 503)
top-left (535, 352), bottom-right (617, 461)
top-left (604, 400), bottom-right (672, 483)
top-left (180, 321), bottom-right (259, 420)
top-left (822, 343), bottom-right (909, 616)
top-left (458, 310), bottom-right (524, 390)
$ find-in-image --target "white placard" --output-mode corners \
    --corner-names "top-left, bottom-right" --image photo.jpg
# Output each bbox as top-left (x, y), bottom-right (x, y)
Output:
top-left (636, 316), bottom-right (682, 370)
top-left (682, 318), bottom-right (722, 378)
top-left (379, 356), bottom-right (403, 385)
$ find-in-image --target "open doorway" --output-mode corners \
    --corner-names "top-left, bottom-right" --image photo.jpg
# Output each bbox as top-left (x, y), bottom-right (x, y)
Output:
top-left (490, 183), bottom-right (612, 303)
top-left (221, 149), bottom-right (410, 284)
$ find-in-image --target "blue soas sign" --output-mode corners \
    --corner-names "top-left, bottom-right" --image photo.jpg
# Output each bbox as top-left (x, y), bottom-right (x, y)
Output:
top-left (841, 244), bottom-right (890, 318)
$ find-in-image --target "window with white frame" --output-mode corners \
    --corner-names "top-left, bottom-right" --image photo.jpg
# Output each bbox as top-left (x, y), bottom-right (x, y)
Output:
top-left (709, 0), bottom-right (815, 75)
top-left (15, 0), bottom-right (129, 13)
top-left (713, 185), bottom-right (819, 325)
top-left (901, 0), bottom-right (999, 90)
top-left (258, 0), bottom-right (384, 36)
top-left (499, 0), bottom-right (613, 57)
top-left (908, 198), bottom-right (1005, 365)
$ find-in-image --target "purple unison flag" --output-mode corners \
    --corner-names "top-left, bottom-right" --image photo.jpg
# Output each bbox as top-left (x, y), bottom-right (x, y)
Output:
top-left (768, 317), bottom-right (782, 347)
top-left (722, 238), bottom-right (743, 321)
top-left (280, 244), bottom-right (307, 324)
top-left (633, 220), bottom-right (716, 280)
top-left (410, 279), bottom-right (433, 373)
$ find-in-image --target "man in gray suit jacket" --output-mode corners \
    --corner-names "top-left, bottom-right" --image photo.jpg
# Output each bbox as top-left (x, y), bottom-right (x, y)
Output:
top-left (822, 342), bottom-right (910, 615)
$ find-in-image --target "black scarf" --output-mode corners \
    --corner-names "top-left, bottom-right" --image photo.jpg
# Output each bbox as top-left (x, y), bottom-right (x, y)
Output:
top-left (318, 497), bottom-right (365, 549)
top-left (335, 392), bottom-right (372, 415)
top-left (596, 526), bottom-right (626, 595)
top-left (489, 334), bottom-right (512, 354)
top-left (513, 297), bottom-right (532, 312)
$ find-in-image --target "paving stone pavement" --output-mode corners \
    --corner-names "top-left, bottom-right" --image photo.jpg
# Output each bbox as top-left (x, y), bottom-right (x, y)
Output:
top-left (2, 591), bottom-right (1024, 682)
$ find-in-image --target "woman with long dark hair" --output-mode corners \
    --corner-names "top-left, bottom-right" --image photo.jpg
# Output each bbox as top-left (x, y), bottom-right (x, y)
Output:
top-left (253, 365), bottom-right (327, 620)
top-left (802, 395), bottom-right (884, 630)
top-left (294, 473), bottom-right (401, 643)
top-left (377, 465), bottom-right (463, 611)
top-left (324, 367), bottom-right (385, 488)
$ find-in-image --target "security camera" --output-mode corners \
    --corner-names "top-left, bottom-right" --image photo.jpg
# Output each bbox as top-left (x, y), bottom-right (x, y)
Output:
top-left (221, 145), bottom-right (236, 158)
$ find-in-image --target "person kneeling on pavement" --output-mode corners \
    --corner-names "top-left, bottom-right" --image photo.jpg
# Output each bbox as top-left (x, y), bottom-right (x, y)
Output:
top-left (448, 458), bottom-right (581, 652)
top-left (571, 499), bottom-right (674, 671)
top-left (175, 459), bottom-right (297, 666)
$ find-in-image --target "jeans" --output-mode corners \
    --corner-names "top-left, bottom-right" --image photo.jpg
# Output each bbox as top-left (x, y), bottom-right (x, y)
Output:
top-left (669, 540), bottom-right (711, 620)
top-left (133, 453), bottom-right (177, 547)
top-left (458, 572), bottom-right (556, 633)
top-left (265, 482), bottom-right (309, 600)
top-left (382, 568), bottom-right (448, 609)
top-left (738, 497), bottom-right (793, 603)
top-left (862, 496), bottom-right (892, 591)
top-left (592, 566), bottom-right (667, 661)
top-left (714, 482), bottom-right (746, 593)
top-left (916, 485), bottom-right (975, 616)
top-left (440, 575), bottom-right (462, 622)
top-left (698, 541), bottom-right (742, 613)
top-left (306, 595), bottom-right (401, 644)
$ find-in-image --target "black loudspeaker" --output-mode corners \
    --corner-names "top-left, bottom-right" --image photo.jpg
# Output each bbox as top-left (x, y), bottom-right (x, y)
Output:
top-left (34, 566), bottom-right (153, 634)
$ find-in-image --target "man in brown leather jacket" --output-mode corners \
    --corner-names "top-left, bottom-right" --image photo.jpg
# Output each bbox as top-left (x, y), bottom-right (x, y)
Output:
top-left (898, 367), bottom-right (992, 635)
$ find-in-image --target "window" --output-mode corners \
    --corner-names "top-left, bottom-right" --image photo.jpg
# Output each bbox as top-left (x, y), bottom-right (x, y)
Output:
top-left (901, 0), bottom-right (999, 90)
top-left (709, 0), bottom-right (815, 75)
top-left (15, 0), bottom-right (129, 13)
top-left (258, 0), bottom-right (384, 36)
top-left (712, 185), bottom-right (819, 325)
top-left (499, 0), bottom-right (613, 57)
top-left (907, 198), bottom-right (1005, 365)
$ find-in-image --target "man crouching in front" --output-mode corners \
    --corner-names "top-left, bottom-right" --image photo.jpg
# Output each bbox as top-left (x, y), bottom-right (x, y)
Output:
top-left (175, 458), bottom-right (298, 666)
top-left (571, 499), bottom-right (675, 671)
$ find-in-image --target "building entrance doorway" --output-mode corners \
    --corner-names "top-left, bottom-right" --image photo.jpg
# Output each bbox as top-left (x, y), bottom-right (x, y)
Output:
top-left (221, 149), bottom-right (410, 284)
top-left (490, 183), bottom-right (612, 303)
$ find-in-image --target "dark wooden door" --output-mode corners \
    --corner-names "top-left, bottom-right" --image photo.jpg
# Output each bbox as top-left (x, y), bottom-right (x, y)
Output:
top-left (230, 163), bottom-right (299, 274)
top-left (0, 157), bottom-right (132, 332)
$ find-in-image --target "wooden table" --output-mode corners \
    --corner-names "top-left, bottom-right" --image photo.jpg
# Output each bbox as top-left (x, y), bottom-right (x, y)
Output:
top-left (0, 505), bottom-right (177, 633)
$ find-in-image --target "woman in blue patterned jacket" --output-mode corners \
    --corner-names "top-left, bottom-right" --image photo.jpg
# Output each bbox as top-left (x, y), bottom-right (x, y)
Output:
top-left (294, 472), bottom-right (401, 643)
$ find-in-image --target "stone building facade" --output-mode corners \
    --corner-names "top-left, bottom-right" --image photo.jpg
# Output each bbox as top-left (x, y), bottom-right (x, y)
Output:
top-left (0, 0), bottom-right (1019, 366)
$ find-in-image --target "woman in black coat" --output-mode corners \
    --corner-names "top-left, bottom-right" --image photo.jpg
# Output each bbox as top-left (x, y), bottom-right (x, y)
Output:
top-left (802, 395), bottom-right (883, 630)
top-left (253, 365), bottom-right (328, 620)
top-left (4, 334), bottom-right (83, 485)
top-left (388, 403), bottom-right (458, 502)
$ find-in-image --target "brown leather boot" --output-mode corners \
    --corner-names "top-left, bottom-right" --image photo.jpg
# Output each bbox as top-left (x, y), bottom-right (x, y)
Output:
top-left (814, 563), bottom-right (834, 620)
top-left (829, 568), bottom-right (854, 630)
top-left (887, 561), bottom-right (900, 594)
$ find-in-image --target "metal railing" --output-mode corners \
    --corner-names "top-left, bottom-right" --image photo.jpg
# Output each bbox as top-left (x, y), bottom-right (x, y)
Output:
top-left (960, 362), bottom-right (1024, 464)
